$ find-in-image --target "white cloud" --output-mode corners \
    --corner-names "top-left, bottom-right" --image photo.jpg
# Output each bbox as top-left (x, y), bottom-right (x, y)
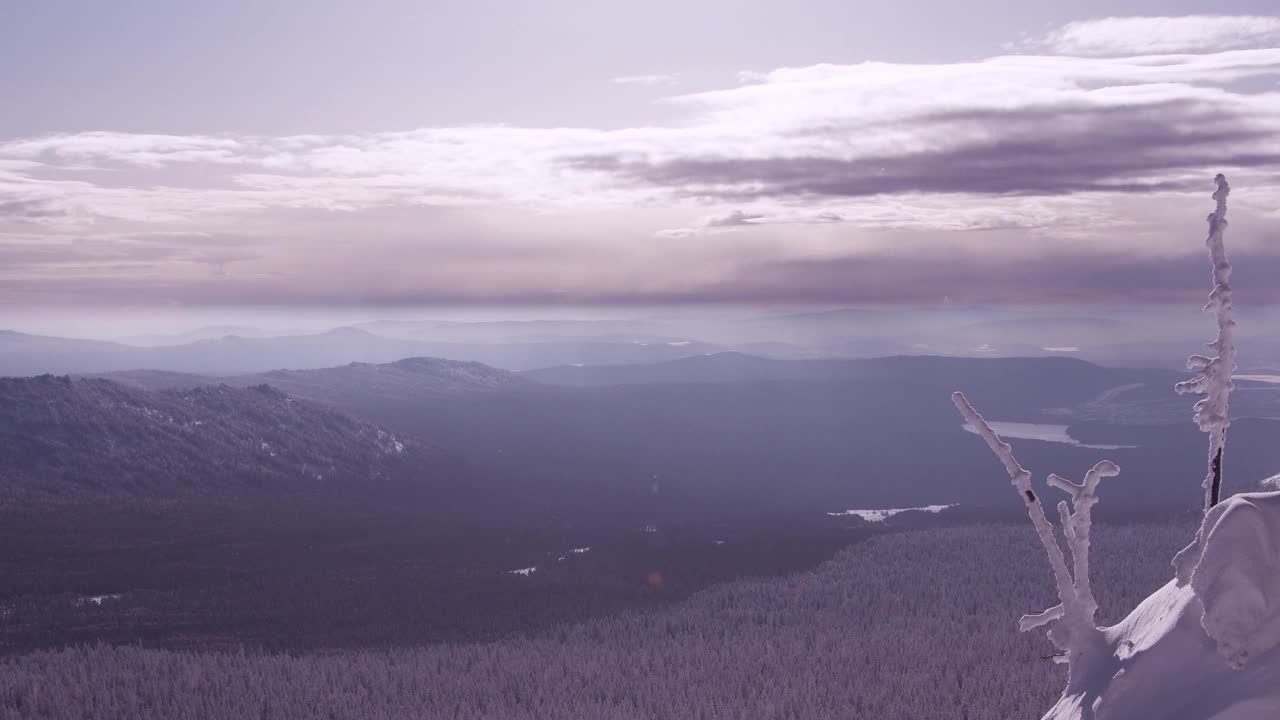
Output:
top-left (4, 50), bottom-right (1279, 228)
top-left (1034, 15), bottom-right (1280, 57)
top-left (3, 132), bottom-right (248, 167)
top-left (706, 210), bottom-right (764, 227)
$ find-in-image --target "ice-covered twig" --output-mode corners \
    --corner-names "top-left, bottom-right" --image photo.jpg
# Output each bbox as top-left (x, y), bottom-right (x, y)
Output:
top-left (1020, 604), bottom-right (1064, 632)
top-left (1048, 460), bottom-right (1119, 625)
top-left (953, 391), bottom-right (1121, 680)
top-left (1175, 174), bottom-right (1234, 511)
top-left (952, 392), bottom-right (1103, 655)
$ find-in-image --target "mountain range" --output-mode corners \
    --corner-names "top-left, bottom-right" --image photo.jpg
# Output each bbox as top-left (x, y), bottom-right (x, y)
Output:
top-left (81, 352), bottom-right (1280, 515)
top-left (0, 328), bottom-right (727, 376)
top-left (8, 350), bottom-right (1280, 517)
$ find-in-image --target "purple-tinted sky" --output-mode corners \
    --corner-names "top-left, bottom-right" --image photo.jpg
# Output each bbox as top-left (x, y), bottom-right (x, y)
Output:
top-left (2, 3), bottom-right (1279, 309)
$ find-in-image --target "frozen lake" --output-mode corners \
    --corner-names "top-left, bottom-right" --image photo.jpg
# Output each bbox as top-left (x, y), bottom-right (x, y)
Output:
top-left (963, 420), bottom-right (1136, 450)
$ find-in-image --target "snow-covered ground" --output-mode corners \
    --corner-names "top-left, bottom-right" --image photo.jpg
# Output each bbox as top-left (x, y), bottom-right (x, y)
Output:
top-left (827, 504), bottom-right (956, 522)
top-left (73, 593), bottom-right (123, 607)
top-left (1044, 492), bottom-right (1280, 719)
top-left (554, 547), bottom-right (592, 563)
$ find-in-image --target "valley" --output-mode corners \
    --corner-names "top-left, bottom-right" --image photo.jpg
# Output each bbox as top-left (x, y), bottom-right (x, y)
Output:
top-left (0, 348), bottom-right (1260, 658)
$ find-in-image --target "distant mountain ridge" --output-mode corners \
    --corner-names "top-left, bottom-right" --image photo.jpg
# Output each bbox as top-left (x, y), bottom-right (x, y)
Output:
top-left (522, 351), bottom-right (1158, 403)
top-left (99, 356), bottom-right (531, 408)
top-left (0, 328), bottom-right (726, 376)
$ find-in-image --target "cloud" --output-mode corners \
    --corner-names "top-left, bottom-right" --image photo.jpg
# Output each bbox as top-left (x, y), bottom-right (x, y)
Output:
top-left (0, 198), bottom-right (65, 219)
top-left (611, 74), bottom-right (680, 87)
top-left (3, 195), bottom-right (1278, 307)
top-left (568, 100), bottom-right (1280, 200)
top-left (3, 29), bottom-right (1280, 306)
top-left (658, 209), bottom-right (845, 237)
top-left (16, 230), bottom-right (254, 258)
top-left (3, 132), bottom-right (247, 167)
top-left (706, 210), bottom-right (764, 227)
top-left (670, 247), bottom-right (1280, 306)
top-left (4, 50), bottom-right (1279, 224)
top-left (0, 231), bottom-right (260, 290)
top-left (1033, 16), bottom-right (1280, 57)
top-left (574, 52), bottom-right (1280, 204)
top-left (655, 210), bottom-right (764, 237)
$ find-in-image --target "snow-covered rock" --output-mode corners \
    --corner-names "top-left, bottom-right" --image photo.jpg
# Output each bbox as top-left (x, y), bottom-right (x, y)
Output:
top-left (1044, 491), bottom-right (1280, 719)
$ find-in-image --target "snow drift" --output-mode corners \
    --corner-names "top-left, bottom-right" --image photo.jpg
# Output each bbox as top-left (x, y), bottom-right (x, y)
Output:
top-left (1043, 491), bottom-right (1280, 719)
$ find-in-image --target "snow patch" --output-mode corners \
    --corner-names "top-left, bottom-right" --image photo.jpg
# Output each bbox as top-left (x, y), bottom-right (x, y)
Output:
top-left (555, 549), bottom-right (589, 563)
top-left (508, 567), bottom-right (537, 577)
top-left (74, 593), bottom-right (123, 607)
top-left (827, 504), bottom-right (956, 523)
top-left (375, 429), bottom-right (405, 455)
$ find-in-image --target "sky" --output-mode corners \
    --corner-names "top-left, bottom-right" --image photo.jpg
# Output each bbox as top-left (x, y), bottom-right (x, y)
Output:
top-left (2, 1), bottom-right (1280, 312)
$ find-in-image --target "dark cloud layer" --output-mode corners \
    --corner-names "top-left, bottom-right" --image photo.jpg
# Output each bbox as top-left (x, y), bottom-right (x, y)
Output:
top-left (694, 250), bottom-right (1280, 306)
top-left (0, 198), bottom-right (65, 219)
top-left (567, 100), bottom-right (1280, 200)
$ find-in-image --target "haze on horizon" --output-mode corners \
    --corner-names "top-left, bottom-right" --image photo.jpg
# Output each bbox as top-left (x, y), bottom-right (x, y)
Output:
top-left (2, 1), bottom-right (1280, 322)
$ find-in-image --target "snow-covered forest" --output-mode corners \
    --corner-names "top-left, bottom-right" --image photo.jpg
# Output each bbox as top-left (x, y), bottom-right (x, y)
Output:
top-left (0, 522), bottom-right (1193, 720)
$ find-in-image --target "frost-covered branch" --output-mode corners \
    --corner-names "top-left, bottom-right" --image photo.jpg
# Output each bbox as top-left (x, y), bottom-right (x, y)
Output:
top-left (1175, 174), bottom-right (1234, 511)
top-left (953, 392), bottom-right (1117, 671)
top-left (1048, 460), bottom-right (1119, 625)
top-left (1020, 604), bottom-right (1064, 632)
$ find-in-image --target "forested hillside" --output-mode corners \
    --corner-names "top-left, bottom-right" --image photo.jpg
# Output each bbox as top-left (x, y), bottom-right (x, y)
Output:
top-left (0, 375), bottom-right (422, 499)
